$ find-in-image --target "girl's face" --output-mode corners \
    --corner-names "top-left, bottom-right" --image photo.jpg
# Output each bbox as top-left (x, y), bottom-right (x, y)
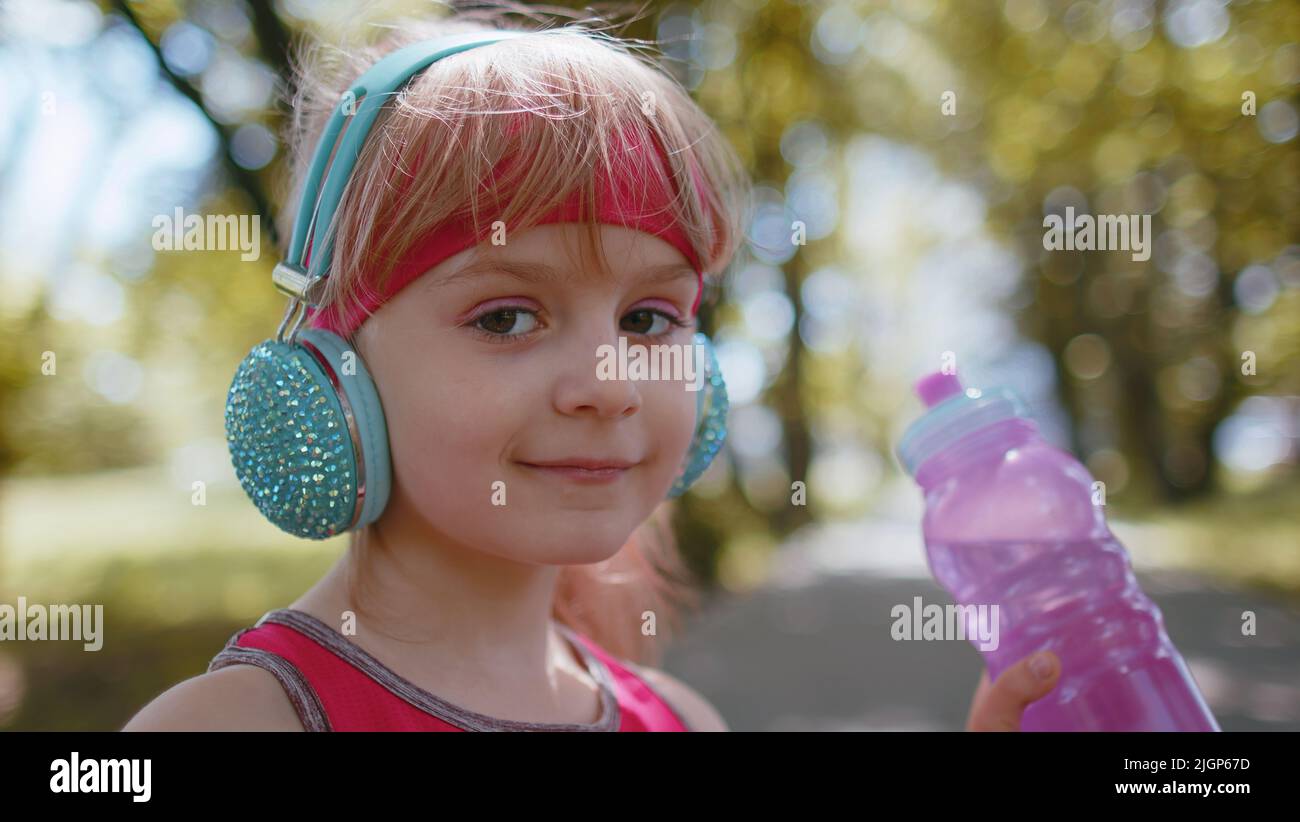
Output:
top-left (354, 223), bottom-right (700, 564)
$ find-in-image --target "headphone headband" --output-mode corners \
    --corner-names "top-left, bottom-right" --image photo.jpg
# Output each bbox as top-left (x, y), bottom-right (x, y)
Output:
top-left (273, 30), bottom-right (531, 312)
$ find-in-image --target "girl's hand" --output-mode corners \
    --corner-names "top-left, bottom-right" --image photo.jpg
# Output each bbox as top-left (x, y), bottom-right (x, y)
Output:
top-left (965, 650), bottom-right (1060, 731)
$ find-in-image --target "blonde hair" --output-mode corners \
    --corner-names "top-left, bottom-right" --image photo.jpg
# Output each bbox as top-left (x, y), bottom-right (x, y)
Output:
top-left (278, 2), bottom-right (752, 665)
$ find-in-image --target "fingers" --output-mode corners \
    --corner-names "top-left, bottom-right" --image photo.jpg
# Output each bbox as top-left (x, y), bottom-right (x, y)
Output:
top-left (966, 651), bottom-right (1061, 732)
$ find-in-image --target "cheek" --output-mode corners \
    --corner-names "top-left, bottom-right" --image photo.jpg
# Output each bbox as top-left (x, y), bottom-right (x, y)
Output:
top-left (648, 380), bottom-right (700, 477)
top-left (393, 377), bottom-right (513, 479)
top-left (370, 347), bottom-right (519, 497)
top-left (382, 374), bottom-right (528, 551)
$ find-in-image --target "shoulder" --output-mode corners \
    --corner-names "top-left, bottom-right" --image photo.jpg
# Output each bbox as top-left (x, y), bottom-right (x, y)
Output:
top-left (624, 661), bottom-right (729, 732)
top-left (121, 664), bottom-right (305, 732)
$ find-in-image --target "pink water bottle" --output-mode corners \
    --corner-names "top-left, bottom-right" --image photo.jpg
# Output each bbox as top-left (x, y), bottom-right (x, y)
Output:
top-left (896, 370), bottom-right (1220, 731)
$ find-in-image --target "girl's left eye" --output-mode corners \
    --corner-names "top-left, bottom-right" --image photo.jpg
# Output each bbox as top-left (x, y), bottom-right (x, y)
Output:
top-left (622, 308), bottom-right (690, 337)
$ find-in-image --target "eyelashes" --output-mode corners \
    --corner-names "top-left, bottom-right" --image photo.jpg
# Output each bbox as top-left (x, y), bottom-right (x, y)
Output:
top-left (465, 305), bottom-right (691, 344)
top-left (470, 307), bottom-right (539, 341)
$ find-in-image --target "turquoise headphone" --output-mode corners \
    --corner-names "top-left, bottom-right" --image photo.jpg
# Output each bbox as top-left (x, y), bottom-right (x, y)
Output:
top-left (225, 31), bottom-right (729, 540)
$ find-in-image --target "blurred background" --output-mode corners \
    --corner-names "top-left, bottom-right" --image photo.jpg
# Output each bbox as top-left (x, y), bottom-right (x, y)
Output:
top-left (0, 0), bottom-right (1296, 731)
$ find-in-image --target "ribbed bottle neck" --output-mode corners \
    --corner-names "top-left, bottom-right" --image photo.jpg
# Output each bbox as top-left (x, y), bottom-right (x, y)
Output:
top-left (914, 417), bottom-right (1039, 490)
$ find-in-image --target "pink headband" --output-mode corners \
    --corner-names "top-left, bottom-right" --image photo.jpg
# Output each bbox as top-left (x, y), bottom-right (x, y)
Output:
top-left (305, 121), bottom-right (717, 338)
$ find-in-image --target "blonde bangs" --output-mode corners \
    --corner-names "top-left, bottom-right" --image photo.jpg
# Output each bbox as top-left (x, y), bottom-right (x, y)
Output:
top-left (281, 13), bottom-right (752, 339)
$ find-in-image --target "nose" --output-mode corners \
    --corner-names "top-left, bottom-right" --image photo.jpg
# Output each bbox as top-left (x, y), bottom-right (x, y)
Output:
top-left (551, 325), bottom-right (642, 420)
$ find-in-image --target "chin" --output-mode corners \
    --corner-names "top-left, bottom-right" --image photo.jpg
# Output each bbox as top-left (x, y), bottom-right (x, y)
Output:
top-left (516, 515), bottom-right (639, 565)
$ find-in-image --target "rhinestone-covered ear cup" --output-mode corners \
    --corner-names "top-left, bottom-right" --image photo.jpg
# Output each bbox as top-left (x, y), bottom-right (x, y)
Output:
top-left (225, 328), bottom-right (391, 540)
top-left (667, 332), bottom-right (729, 498)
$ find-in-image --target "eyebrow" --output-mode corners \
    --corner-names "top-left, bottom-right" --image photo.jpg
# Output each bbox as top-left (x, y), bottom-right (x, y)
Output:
top-left (426, 259), bottom-right (699, 290)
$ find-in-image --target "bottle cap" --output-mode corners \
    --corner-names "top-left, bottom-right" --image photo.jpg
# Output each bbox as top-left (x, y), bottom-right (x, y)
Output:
top-left (896, 370), bottom-right (1031, 478)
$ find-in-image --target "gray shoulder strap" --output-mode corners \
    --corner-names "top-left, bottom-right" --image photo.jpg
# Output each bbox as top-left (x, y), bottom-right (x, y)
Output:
top-left (208, 641), bottom-right (333, 732)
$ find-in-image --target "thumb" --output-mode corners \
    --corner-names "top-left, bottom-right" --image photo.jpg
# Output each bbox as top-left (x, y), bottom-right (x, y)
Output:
top-left (966, 651), bottom-right (1061, 732)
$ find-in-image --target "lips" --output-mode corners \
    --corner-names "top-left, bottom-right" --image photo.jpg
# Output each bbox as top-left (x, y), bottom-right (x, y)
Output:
top-left (517, 457), bottom-right (638, 484)
top-left (521, 458), bottom-right (638, 470)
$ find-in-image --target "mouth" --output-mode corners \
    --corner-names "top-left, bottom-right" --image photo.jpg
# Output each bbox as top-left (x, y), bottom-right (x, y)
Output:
top-left (516, 458), bottom-right (638, 484)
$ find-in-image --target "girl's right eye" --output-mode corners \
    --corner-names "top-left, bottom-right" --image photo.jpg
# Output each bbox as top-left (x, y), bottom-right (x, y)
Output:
top-left (470, 307), bottom-right (540, 341)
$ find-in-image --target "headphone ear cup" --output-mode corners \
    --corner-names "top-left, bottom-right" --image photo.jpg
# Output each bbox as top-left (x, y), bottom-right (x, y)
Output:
top-left (225, 328), bottom-right (391, 539)
top-left (296, 328), bottom-right (392, 527)
top-left (667, 332), bottom-right (728, 499)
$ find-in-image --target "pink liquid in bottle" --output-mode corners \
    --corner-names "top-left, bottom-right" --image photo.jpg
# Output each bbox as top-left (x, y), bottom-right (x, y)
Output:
top-left (897, 371), bottom-right (1220, 731)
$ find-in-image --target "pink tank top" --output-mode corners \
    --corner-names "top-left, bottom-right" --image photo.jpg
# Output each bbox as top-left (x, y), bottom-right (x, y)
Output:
top-left (207, 609), bottom-right (691, 732)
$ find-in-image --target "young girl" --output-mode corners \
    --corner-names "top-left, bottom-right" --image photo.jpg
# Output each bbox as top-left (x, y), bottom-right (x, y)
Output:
top-left (124, 8), bottom-right (1058, 732)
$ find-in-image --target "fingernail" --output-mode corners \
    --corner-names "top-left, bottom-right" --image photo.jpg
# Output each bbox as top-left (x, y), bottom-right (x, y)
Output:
top-left (1030, 653), bottom-right (1055, 680)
